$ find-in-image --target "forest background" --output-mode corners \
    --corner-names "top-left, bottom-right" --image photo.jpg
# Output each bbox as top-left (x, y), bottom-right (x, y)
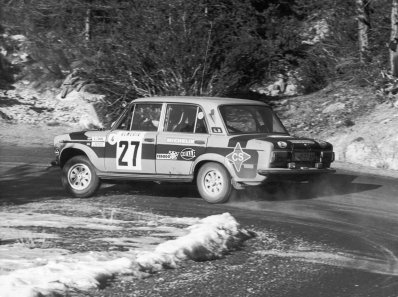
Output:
top-left (1, 0), bottom-right (398, 104)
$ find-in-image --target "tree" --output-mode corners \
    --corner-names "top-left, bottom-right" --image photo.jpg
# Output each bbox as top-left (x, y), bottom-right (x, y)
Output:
top-left (356, 0), bottom-right (372, 63)
top-left (391, 0), bottom-right (398, 76)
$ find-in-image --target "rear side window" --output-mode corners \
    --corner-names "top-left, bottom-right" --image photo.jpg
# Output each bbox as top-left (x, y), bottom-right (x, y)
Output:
top-left (164, 104), bottom-right (208, 134)
top-left (219, 105), bottom-right (287, 134)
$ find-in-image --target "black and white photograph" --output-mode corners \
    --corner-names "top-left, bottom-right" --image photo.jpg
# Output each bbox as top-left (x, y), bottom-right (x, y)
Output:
top-left (1, 1), bottom-right (398, 296)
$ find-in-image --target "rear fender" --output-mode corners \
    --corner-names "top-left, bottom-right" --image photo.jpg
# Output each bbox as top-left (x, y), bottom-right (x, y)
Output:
top-left (192, 153), bottom-right (237, 179)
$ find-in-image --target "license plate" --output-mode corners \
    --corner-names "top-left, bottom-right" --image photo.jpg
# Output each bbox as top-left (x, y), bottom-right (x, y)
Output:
top-left (293, 152), bottom-right (316, 162)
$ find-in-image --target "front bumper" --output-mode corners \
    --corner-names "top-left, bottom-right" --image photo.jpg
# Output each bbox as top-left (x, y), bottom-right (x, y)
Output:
top-left (258, 168), bottom-right (336, 176)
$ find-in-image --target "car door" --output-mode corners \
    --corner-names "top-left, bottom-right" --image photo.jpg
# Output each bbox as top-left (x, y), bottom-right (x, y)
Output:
top-left (156, 103), bottom-right (209, 175)
top-left (105, 103), bottom-right (162, 174)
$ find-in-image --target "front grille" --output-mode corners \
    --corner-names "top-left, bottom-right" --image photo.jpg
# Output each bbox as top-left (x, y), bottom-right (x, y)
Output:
top-left (292, 151), bottom-right (317, 162)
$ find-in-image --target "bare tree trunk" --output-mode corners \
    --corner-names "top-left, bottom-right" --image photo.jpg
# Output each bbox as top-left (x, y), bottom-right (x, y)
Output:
top-left (356, 0), bottom-right (371, 63)
top-left (391, 0), bottom-right (398, 76)
top-left (84, 7), bottom-right (91, 43)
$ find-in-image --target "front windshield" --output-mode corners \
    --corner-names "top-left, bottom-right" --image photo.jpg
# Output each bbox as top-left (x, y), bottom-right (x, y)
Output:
top-left (219, 105), bottom-right (288, 134)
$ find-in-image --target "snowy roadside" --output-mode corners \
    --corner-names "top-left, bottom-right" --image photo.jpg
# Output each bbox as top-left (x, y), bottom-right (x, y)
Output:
top-left (0, 200), bottom-right (254, 297)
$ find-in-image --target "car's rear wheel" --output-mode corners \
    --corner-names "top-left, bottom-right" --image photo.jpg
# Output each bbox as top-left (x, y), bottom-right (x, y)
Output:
top-left (196, 162), bottom-right (232, 203)
top-left (62, 155), bottom-right (100, 198)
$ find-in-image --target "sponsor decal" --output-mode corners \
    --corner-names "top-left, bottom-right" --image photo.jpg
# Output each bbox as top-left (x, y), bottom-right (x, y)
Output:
top-left (116, 132), bottom-right (145, 170)
top-left (108, 133), bottom-right (118, 145)
top-left (212, 127), bottom-right (223, 133)
top-left (166, 138), bottom-right (194, 144)
top-left (156, 151), bottom-right (179, 160)
top-left (180, 148), bottom-right (196, 160)
top-left (92, 141), bottom-right (106, 147)
top-left (119, 131), bottom-right (142, 137)
top-left (92, 136), bottom-right (106, 142)
top-left (226, 142), bottom-right (251, 172)
top-left (243, 164), bottom-right (254, 169)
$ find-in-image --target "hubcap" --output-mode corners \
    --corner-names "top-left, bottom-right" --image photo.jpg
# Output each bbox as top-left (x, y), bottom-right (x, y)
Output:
top-left (203, 170), bottom-right (224, 196)
top-left (68, 164), bottom-right (92, 190)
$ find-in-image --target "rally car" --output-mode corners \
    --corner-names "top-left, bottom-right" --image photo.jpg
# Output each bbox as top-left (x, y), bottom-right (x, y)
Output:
top-left (53, 96), bottom-right (335, 203)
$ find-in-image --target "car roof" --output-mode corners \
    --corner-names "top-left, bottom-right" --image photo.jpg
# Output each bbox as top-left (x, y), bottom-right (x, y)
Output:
top-left (132, 96), bottom-right (269, 106)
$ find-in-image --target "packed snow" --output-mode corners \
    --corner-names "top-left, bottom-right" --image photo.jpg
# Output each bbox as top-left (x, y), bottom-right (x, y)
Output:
top-left (0, 211), bottom-right (254, 297)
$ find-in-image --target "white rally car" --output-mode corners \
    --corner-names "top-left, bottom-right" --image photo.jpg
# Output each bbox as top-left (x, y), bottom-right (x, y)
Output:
top-left (53, 96), bottom-right (335, 203)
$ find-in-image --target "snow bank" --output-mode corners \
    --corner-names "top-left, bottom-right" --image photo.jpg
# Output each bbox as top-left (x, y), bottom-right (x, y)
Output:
top-left (0, 213), bottom-right (254, 297)
top-left (136, 212), bottom-right (254, 272)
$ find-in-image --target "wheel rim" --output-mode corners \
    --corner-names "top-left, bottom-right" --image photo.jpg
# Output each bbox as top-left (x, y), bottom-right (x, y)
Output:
top-left (203, 169), bottom-right (224, 197)
top-left (68, 163), bottom-right (92, 190)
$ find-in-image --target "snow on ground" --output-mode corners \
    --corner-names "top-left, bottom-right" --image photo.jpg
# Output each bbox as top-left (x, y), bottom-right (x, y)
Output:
top-left (0, 208), bottom-right (254, 297)
top-left (255, 249), bottom-right (398, 277)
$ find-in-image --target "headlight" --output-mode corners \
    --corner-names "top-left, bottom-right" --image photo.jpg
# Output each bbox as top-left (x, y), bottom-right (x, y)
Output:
top-left (317, 140), bottom-right (328, 148)
top-left (277, 141), bottom-right (288, 148)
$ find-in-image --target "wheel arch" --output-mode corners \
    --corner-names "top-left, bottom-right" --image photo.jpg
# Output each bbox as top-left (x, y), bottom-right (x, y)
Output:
top-left (192, 153), bottom-right (235, 180)
top-left (60, 148), bottom-right (88, 168)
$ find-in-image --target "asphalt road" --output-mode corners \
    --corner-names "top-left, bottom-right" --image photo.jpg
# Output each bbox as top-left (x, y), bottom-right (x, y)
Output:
top-left (1, 146), bottom-right (398, 296)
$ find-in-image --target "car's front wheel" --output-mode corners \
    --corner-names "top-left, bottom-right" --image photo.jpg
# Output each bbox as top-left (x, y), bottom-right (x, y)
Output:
top-left (196, 162), bottom-right (232, 203)
top-left (62, 155), bottom-right (100, 198)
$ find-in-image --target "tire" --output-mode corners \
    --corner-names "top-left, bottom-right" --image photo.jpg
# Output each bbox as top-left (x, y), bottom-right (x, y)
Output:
top-left (196, 162), bottom-right (232, 204)
top-left (62, 155), bottom-right (100, 198)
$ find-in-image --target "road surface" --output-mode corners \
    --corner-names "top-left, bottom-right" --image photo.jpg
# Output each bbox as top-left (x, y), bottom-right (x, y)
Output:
top-left (1, 145), bottom-right (398, 296)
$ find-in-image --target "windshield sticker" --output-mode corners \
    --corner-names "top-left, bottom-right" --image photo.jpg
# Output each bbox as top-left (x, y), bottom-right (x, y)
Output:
top-left (226, 142), bottom-right (251, 172)
top-left (156, 151), bottom-right (179, 160)
top-left (166, 138), bottom-right (194, 144)
top-left (212, 127), bottom-right (223, 133)
top-left (180, 148), bottom-right (196, 160)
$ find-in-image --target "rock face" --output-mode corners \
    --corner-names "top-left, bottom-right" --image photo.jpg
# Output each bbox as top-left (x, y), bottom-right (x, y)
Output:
top-left (0, 82), bottom-right (104, 130)
top-left (273, 83), bottom-right (398, 172)
top-left (322, 102), bottom-right (345, 114)
top-left (326, 103), bottom-right (398, 170)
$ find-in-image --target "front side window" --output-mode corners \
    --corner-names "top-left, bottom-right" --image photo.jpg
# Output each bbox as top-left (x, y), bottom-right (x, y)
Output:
top-left (131, 103), bottom-right (162, 131)
top-left (219, 105), bottom-right (288, 134)
top-left (114, 106), bottom-right (132, 130)
top-left (164, 104), bottom-right (208, 134)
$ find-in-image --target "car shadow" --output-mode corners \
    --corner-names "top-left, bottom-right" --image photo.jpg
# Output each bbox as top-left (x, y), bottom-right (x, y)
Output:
top-left (99, 180), bottom-right (200, 199)
top-left (101, 173), bottom-right (380, 203)
top-left (0, 166), bottom-right (381, 205)
top-left (0, 164), bottom-right (200, 205)
top-left (0, 164), bottom-right (68, 204)
top-left (230, 173), bottom-right (381, 202)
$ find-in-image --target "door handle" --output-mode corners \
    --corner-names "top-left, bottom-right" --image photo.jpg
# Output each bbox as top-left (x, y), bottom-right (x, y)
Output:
top-left (144, 138), bottom-right (155, 142)
top-left (194, 140), bottom-right (205, 145)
